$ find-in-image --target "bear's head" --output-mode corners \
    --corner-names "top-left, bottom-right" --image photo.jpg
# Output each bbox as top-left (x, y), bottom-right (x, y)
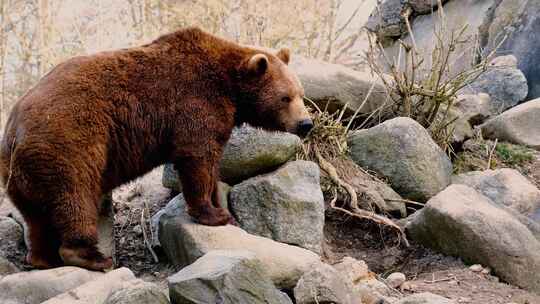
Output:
top-left (233, 48), bottom-right (313, 137)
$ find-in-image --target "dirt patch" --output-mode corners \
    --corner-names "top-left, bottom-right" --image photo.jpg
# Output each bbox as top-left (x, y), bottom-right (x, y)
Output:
top-left (111, 166), bottom-right (178, 286)
top-left (324, 208), bottom-right (540, 304)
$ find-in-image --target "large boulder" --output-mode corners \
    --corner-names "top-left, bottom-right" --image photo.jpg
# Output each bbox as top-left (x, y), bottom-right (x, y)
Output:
top-left (0, 267), bottom-right (104, 304)
top-left (452, 168), bottom-right (540, 221)
top-left (380, 0), bottom-right (496, 77)
top-left (168, 250), bottom-right (292, 304)
top-left (407, 184), bottom-right (540, 293)
top-left (366, 0), bottom-right (406, 42)
top-left (348, 117), bottom-right (452, 202)
top-left (293, 263), bottom-right (357, 304)
top-left (480, 0), bottom-right (540, 100)
top-left (366, 0), bottom-right (447, 42)
top-left (481, 99), bottom-right (540, 149)
top-left (42, 268), bottom-right (136, 304)
top-left (229, 160), bottom-right (324, 254)
top-left (372, 0), bottom-right (540, 101)
top-left (460, 57), bottom-right (528, 113)
top-left (452, 168), bottom-right (540, 241)
top-left (104, 280), bottom-right (169, 304)
top-left (156, 194), bottom-right (321, 289)
top-left (162, 125), bottom-right (301, 190)
top-left (289, 56), bottom-right (389, 115)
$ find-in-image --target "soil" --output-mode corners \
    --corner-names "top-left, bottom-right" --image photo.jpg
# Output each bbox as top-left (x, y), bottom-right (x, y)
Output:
top-left (2, 161), bottom-right (540, 303)
top-left (324, 208), bottom-right (540, 304)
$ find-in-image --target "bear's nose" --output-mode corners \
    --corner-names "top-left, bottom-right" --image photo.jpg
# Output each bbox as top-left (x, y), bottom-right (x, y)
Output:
top-left (297, 119), bottom-right (314, 137)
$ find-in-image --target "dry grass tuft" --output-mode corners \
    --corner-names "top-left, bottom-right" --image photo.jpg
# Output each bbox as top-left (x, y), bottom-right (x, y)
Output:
top-left (297, 101), bottom-right (409, 246)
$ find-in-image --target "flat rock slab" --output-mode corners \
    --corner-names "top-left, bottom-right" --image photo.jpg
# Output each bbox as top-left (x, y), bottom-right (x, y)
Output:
top-left (0, 266), bottom-right (103, 304)
top-left (168, 250), bottom-right (292, 304)
top-left (407, 184), bottom-right (540, 293)
top-left (157, 194), bottom-right (321, 289)
top-left (104, 280), bottom-right (170, 304)
top-left (481, 99), bottom-right (540, 149)
top-left (395, 292), bottom-right (456, 304)
top-left (42, 267), bottom-right (135, 304)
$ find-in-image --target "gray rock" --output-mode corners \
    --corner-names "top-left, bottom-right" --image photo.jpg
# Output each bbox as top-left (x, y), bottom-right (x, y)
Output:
top-left (366, 0), bottom-right (406, 42)
top-left (386, 272), bottom-right (406, 289)
top-left (162, 164), bottom-right (182, 191)
top-left (395, 292), bottom-right (455, 304)
top-left (0, 256), bottom-right (19, 277)
top-left (168, 250), bottom-right (292, 304)
top-left (461, 63), bottom-right (528, 113)
top-left (331, 257), bottom-right (393, 302)
top-left (452, 168), bottom-right (540, 241)
top-left (229, 160), bottom-right (324, 254)
top-left (454, 93), bottom-right (493, 126)
top-left (104, 280), bottom-right (169, 304)
top-left (348, 117), bottom-right (452, 202)
top-left (489, 54), bottom-right (518, 68)
top-left (480, 0), bottom-right (540, 100)
top-left (447, 107), bottom-right (474, 144)
top-left (294, 263), bottom-right (356, 304)
top-left (407, 0), bottom-right (446, 14)
top-left (332, 257), bottom-right (370, 285)
top-left (0, 266), bottom-right (103, 304)
top-left (481, 99), bottom-right (540, 149)
top-left (382, 0), bottom-right (496, 78)
top-left (162, 125), bottom-right (301, 190)
top-left (289, 56), bottom-right (390, 116)
top-left (42, 267), bottom-right (136, 304)
top-left (221, 126), bottom-right (301, 184)
top-left (0, 216), bottom-right (24, 260)
top-left (150, 182), bottom-right (230, 248)
top-left (157, 194), bottom-right (321, 289)
top-left (407, 184), bottom-right (540, 293)
top-left (452, 169), bottom-right (540, 220)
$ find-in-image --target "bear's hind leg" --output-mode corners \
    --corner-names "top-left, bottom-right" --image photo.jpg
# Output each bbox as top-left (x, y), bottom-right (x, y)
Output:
top-left (7, 188), bottom-right (63, 269)
top-left (52, 193), bottom-right (113, 271)
top-left (22, 211), bottom-right (63, 269)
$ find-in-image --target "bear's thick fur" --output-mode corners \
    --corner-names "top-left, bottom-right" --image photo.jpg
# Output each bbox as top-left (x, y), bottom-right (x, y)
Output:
top-left (0, 27), bottom-right (312, 270)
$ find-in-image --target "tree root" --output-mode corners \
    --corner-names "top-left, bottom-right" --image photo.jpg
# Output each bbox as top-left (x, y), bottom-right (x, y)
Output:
top-left (315, 147), bottom-right (410, 247)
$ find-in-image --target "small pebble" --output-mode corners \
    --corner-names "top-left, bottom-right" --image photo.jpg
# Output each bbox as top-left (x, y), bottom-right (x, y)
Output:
top-left (469, 264), bottom-right (483, 272)
top-left (133, 225), bottom-right (143, 235)
top-left (386, 272), bottom-right (406, 288)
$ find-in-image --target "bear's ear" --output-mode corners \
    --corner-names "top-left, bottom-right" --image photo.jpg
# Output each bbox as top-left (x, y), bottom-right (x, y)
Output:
top-left (246, 54), bottom-right (269, 76)
top-left (276, 48), bottom-right (290, 64)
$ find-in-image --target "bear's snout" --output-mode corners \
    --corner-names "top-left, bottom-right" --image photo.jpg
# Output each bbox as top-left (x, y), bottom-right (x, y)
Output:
top-left (296, 119), bottom-right (314, 137)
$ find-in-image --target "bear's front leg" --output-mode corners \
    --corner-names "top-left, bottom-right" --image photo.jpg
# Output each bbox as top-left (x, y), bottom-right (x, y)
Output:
top-left (176, 157), bottom-right (234, 226)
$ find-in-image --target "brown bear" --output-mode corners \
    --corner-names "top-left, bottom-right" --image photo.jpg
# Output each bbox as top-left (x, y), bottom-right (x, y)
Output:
top-left (0, 27), bottom-right (313, 271)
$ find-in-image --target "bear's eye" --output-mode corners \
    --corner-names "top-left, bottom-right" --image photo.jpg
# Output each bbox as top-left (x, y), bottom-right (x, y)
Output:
top-left (281, 96), bottom-right (291, 103)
